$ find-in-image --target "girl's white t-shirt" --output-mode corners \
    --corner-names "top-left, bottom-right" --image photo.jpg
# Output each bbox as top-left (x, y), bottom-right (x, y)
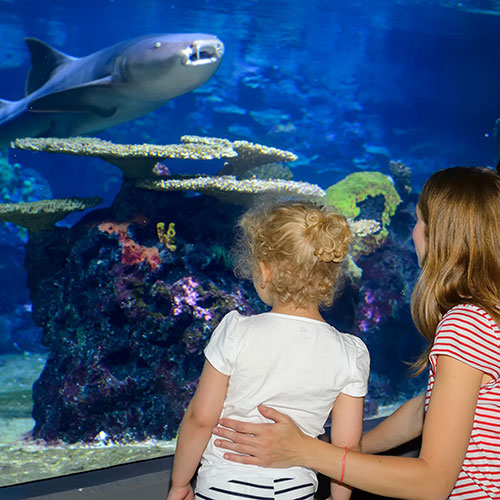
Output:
top-left (196, 310), bottom-right (370, 490)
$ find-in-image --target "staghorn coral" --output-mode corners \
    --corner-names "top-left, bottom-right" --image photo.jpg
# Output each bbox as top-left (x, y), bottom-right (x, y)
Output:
top-left (0, 197), bottom-right (102, 232)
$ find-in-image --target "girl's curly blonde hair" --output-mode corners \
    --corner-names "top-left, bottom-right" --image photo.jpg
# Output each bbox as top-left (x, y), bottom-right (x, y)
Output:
top-left (233, 201), bottom-right (352, 308)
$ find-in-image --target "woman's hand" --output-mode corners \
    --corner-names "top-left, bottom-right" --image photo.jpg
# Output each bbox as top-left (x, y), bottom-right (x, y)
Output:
top-left (212, 405), bottom-right (309, 468)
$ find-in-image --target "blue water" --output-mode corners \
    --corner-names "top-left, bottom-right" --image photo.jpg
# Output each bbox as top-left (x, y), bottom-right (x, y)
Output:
top-left (2, 0), bottom-right (499, 196)
top-left (1, 0), bottom-right (500, 486)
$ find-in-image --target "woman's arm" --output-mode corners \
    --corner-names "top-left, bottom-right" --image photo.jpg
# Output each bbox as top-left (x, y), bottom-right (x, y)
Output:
top-left (361, 394), bottom-right (425, 454)
top-left (329, 394), bottom-right (364, 500)
top-left (213, 355), bottom-right (483, 500)
top-left (167, 361), bottom-right (229, 500)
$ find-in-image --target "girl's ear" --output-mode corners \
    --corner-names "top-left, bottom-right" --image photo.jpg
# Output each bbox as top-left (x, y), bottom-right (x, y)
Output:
top-left (258, 261), bottom-right (273, 285)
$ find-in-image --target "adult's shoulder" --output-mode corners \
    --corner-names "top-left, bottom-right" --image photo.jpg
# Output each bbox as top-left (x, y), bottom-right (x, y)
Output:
top-left (440, 303), bottom-right (500, 332)
top-left (433, 303), bottom-right (500, 375)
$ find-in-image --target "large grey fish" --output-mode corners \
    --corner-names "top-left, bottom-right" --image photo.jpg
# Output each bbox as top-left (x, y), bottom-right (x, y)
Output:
top-left (0, 33), bottom-right (224, 148)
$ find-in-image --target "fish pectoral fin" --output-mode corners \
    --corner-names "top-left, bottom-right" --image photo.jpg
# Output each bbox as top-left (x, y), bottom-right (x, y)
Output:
top-left (28, 79), bottom-right (118, 117)
top-left (85, 104), bottom-right (118, 118)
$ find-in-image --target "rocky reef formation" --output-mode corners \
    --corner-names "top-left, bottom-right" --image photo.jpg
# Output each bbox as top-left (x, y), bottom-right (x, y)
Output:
top-left (4, 135), bottom-right (413, 442)
top-left (26, 183), bottom-right (265, 442)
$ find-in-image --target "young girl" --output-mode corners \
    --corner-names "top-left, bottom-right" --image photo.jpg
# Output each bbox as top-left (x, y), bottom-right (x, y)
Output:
top-left (166, 201), bottom-right (370, 500)
top-left (212, 167), bottom-right (500, 500)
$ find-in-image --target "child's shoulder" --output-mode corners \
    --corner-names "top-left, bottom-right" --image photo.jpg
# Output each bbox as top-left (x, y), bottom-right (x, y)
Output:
top-left (218, 309), bottom-right (261, 328)
top-left (219, 309), bottom-right (245, 326)
top-left (337, 330), bottom-right (370, 357)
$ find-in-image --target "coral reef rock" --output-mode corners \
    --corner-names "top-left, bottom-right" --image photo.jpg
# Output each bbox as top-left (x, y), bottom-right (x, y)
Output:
top-left (26, 184), bottom-right (264, 442)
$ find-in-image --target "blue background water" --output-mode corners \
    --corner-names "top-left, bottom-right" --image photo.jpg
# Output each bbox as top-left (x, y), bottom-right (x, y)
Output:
top-left (0, 0), bottom-right (499, 485)
top-left (2, 0), bottom-right (500, 198)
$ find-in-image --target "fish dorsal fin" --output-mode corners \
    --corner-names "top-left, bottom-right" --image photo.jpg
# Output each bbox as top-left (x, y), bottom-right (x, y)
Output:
top-left (24, 38), bottom-right (75, 95)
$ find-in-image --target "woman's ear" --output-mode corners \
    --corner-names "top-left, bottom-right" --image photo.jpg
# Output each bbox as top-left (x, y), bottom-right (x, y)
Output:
top-left (258, 261), bottom-right (273, 286)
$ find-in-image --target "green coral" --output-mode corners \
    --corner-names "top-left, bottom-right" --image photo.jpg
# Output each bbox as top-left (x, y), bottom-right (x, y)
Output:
top-left (0, 155), bottom-right (19, 203)
top-left (208, 244), bottom-right (233, 268)
top-left (324, 171), bottom-right (401, 237)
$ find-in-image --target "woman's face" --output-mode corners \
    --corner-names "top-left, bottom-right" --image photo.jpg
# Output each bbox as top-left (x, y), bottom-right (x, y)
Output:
top-left (412, 206), bottom-right (427, 267)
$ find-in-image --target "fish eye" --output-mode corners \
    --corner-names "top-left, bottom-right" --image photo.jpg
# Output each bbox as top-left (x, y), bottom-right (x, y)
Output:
top-left (154, 41), bottom-right (162, 48)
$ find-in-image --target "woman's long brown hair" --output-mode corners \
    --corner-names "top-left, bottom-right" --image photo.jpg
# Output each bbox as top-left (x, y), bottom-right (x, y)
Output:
top-left (411, 167), bottom-right (500, 374)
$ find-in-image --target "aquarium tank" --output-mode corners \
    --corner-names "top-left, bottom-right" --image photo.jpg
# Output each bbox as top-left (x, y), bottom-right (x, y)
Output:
top-left (1, 0), bottom-right (499, 488)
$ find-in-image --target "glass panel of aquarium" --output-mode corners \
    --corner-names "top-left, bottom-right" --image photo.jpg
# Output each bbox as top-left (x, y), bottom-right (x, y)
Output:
top-left (0, 0), bottom-right (498, 488)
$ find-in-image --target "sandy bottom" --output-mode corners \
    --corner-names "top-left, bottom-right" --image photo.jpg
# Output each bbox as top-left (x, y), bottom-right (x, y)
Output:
top-left (0, 353), bottom-right (176, 487)
top-left (0, 353), bottom-right (403, 488)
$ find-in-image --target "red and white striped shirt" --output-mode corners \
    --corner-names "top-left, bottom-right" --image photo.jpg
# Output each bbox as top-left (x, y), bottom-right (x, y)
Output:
top-left (425, 304), bottom-right (500, 499)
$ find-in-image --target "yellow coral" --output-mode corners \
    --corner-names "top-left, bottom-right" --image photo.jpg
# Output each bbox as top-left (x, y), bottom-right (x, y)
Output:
top-left (157, 222), bottom-right (176, 251)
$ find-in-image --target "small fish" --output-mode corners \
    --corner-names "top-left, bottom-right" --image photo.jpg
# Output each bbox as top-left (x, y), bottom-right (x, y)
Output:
top-left (130, 214), bottom-right (150, 227)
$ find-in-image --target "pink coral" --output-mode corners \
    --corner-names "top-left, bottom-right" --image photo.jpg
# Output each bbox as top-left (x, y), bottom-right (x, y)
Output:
top-left (98, 221), bottom-right (161, 270)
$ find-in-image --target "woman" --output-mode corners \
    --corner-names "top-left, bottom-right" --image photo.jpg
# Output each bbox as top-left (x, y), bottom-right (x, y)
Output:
top-left (211, 167), bottom-right (500, 500)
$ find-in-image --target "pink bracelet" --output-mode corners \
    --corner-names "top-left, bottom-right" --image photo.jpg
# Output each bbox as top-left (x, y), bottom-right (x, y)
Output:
top-left (340, 446), bottom-right (349, 483)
